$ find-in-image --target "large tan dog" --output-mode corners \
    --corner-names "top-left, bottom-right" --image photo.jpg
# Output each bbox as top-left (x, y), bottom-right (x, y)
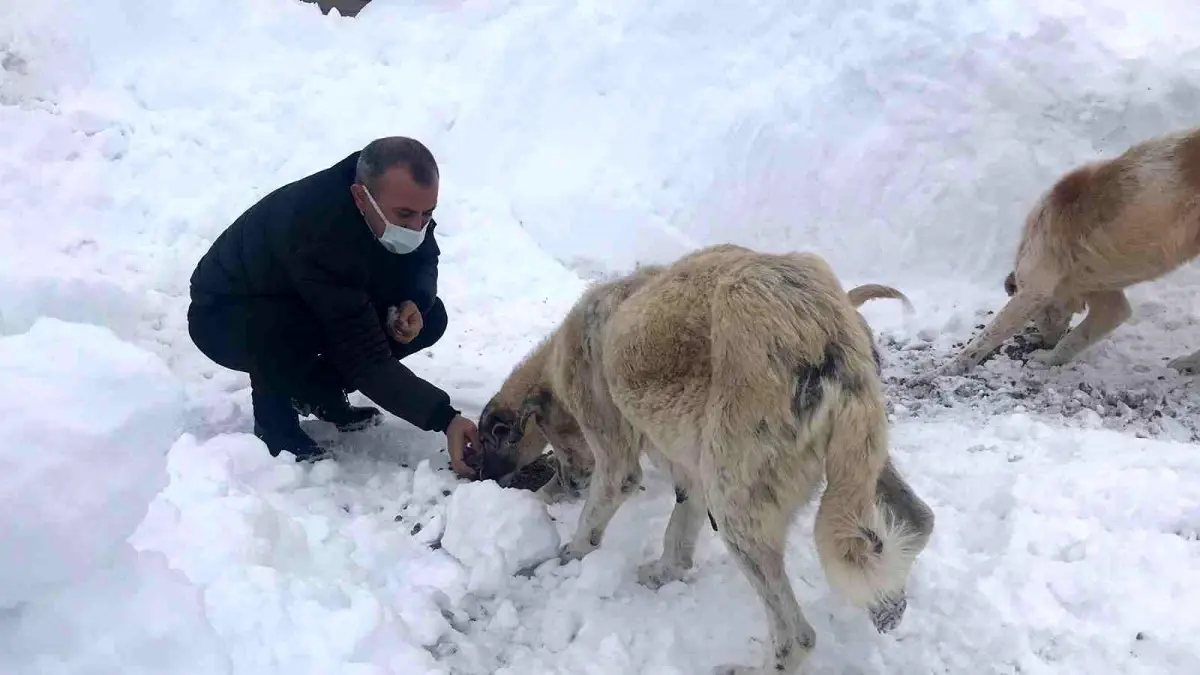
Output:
top-left (943, 126), bottom-right (1200, 375)
top-left (477, 277), bottom-right (915, 505)
top-left (475, 244), bottom-right (933, 674)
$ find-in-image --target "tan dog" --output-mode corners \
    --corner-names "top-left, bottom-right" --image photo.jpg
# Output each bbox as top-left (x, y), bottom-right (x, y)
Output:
top-left (943, 126), bottom-right (1200, 375)
top-left (477, 244), bottom-right (933, 675)
top-left (476, 276), bottom-right (914, 503)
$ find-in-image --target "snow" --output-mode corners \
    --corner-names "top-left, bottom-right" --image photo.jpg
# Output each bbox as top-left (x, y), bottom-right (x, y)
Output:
top-left (0, 546), bottom-right (230, 675)
top-left (2, 0), bottom-right (1199, 673)
top-left (441, 481), bottom-right (562, 596)
top-left (0, 318), bottom-right (185, 608)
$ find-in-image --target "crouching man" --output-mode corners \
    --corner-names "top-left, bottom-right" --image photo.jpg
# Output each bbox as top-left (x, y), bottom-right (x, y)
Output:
top-left (186, 135), bottom-right (478, 475)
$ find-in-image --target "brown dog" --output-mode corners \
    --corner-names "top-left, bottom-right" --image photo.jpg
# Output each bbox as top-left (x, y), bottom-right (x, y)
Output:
top-left (476, 244), bottom-right (932, 674)
top-left (943, 126), bottom-right (1200, 375)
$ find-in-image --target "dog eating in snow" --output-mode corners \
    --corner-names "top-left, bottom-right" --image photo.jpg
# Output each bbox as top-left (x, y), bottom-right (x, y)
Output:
top-left (472, 244), bottom-right (933, 675)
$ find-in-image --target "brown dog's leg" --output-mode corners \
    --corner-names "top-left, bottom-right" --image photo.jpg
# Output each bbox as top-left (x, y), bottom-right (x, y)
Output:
top-left (1031, 290), bottom-right (1131, 366)
top-left (942, 286), bottom-right (1052, 375)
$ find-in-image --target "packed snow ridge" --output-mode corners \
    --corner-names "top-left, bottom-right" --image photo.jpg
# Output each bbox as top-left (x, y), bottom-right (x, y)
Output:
top-left (2, 0), bottom-right (1199, 674)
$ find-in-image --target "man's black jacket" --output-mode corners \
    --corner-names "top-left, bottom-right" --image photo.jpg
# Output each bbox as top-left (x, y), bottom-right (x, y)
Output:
top-left (189, 151), bottom-right (458, 433)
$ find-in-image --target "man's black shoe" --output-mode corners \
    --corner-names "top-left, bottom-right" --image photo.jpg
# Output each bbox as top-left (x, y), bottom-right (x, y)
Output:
top-left (252, 389), bottom-right (329, 462)
top-left (253, 422), bottom-right (329, 462)
top-left (293, 393), bottom-right (382, 433)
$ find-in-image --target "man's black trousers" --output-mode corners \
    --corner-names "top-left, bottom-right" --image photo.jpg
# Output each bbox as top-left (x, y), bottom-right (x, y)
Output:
top-left (187, 295), bottom-right (448, 407)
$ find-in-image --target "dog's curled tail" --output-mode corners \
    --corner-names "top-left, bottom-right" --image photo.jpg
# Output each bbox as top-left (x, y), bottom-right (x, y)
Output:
top-left (847, 283), bottom-right (914, 313)
top-left (812, 390), bottom-right (922, 609)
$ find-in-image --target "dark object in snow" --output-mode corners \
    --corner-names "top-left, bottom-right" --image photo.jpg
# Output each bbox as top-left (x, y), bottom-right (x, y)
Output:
top-left (506, 453), bottom-right (559, 491)
top-left (301, 0), bottom-right (371, 18)
top-left (461, 444), bottom-right (559, 491)
top-left (960, 320), bottom-right (1045, 364)
top-left (1000, 327), bottom-right (1045, 361)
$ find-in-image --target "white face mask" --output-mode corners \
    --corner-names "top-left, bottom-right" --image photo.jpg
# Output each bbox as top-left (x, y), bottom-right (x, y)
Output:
top-left (361, 187), bottom-right (428, 255)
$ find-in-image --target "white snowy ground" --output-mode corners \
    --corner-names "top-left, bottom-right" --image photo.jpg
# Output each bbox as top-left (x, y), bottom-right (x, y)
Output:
top-left (2, 0), bottom-right (1200, 673)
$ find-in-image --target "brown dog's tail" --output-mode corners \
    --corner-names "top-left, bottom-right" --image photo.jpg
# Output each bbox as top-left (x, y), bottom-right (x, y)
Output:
top-left (847, 284), bottom-right (913, 313)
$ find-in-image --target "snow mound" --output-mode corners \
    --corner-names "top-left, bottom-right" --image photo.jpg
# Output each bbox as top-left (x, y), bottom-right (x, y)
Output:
top-left (130, 434), bottom-right (466, 674)
top-left (0, 271), bottom-right (143, 340)
top-left (0, 317), bottom-right (185, 608)
top-left (441, 481), bottom-right (562, 595)
top-left (0, 546), bottom-right (230, 675)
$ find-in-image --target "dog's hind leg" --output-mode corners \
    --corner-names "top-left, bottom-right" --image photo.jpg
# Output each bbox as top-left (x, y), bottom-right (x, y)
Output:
top-left (1031, 290), bottom-right (1131, 366)
top-left (638, 462), bottom-right (707, 589)
top-left (705, 470), bottom-right (815, 675)
top-left (558, 425), bottom-right (642, 562)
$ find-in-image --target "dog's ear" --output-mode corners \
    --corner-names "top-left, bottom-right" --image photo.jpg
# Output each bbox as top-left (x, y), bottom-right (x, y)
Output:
top-left (1003, 272), bottom-right (1017, 297)
top-left (516, 387), bottom-right (552, 431)
top-left (479, 401), bottom-right (516, 450)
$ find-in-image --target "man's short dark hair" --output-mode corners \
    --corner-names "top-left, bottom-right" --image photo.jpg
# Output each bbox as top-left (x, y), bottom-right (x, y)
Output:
top-left (355, 136), bottom-right (439, 192)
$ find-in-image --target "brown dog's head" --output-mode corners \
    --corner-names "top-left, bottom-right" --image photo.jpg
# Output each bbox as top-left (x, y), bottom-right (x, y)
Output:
top-left (475, 388), bottom-right (552, 486)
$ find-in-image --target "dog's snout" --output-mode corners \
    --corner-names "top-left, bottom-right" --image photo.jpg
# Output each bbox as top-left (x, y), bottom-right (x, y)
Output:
top-left (479, 452), bottom-right (517, 483)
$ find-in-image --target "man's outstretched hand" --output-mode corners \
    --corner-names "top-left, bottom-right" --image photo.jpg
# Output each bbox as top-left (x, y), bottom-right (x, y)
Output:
top-left (445, 414), bottom-right (479, 478)
top-left (388, 301), bottom-right (424, 344)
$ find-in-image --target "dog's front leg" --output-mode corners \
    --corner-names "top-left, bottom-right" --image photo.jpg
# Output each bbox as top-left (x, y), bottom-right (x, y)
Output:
top-left (638, 477), bottom-right (707, 589)
top-left (942, 287), bottom-right (1051, 375)
top-left (1032, 290), bottom-right (1130, 366)
top-left (559, 428), bottom-right (641, 563)
top-left (534, 470), bottom-right (572, 504)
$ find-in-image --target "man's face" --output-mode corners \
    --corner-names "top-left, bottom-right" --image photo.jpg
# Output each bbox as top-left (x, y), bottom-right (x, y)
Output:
top-left (353, 165), bottom-right (438, 237)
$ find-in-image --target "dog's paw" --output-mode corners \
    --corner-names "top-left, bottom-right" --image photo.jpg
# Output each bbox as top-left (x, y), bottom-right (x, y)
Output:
top-left (637, 559), bottom-right (688, 590)
top-left (937, 357), bottom-right (973, 378)
top-left (1029, 349), bottom-right (1065, 367)
top-left (906, 370), bottom-right (938, 387)
top-left (557, 541), bottom-right (593, 564)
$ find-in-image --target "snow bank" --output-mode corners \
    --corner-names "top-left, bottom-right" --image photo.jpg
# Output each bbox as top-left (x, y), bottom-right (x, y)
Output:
top-left (130, 433), bottom-right (467, 674)
top-left (0, 318), bottom-right (185, 607)
top-left (0, 271), bottom-right (144, 340)
top-left (0, 546), bottom-right (230, 675)
top-left (441, 481), bottom-right (562, 594)
top-left (8, 0), bottom-right (1200, 293)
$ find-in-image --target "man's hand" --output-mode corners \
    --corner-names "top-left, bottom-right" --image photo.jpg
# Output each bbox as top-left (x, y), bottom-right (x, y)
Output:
top-left (387, 301), bottom-right (424, 344)
top-left (445, 414), bottom-right (479, 478)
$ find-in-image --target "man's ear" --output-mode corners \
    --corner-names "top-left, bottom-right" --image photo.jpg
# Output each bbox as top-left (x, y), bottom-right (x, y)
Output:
top-left (351, 184), bottom-right (382, 235)
top-left (350, 183), bottom-right (367, 210)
